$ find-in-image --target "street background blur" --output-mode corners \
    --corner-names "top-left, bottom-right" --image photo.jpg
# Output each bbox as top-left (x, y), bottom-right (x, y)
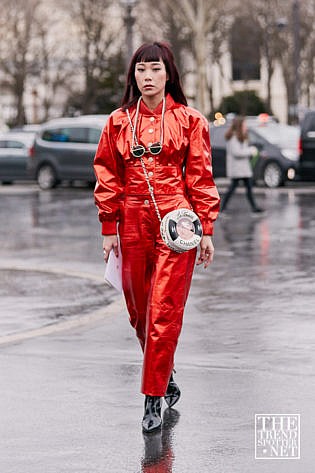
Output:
top-left (1, 1), bottom-right (315, 471)
top-left (0, 0), bottom-right (314, 128)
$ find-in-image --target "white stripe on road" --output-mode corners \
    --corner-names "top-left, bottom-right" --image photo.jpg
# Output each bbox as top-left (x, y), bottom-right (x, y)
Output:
top-left (0, 264), bottom-right (105, 283)
top-left (0, 297), bottom-right (124, 347)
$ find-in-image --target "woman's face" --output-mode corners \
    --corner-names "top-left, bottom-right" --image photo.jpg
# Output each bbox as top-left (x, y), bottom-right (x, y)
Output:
top-left (134, 59), bottom-right (168, 101)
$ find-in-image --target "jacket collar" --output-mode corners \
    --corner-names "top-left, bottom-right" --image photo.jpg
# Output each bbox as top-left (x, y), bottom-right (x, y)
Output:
top-left (139, 94), bottom-right (176, 116)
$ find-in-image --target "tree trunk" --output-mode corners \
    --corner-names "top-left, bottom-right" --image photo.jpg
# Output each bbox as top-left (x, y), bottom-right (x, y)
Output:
top-left (264, 37), bottom-right (273, 114)
top-left (193, 0), bottom-right (209, 115)
top-left (14, 75), bottom-right (26, 126)
top-left (266, 61), bottom-right (273, 114)
top-left (194, 33), bottom-right (209, 114)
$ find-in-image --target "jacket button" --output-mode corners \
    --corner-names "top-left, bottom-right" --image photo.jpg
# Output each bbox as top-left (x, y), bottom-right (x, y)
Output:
top-left (148, 157), bottom-right (154, 163)
top-left (148, 128), bottom-right (154, 133)
top-left (149, 117), bottom-right (155, 122)
top-left (144, 199), bottom-right (149, 205)
top-left (148, 171), bottom-right (153, 177)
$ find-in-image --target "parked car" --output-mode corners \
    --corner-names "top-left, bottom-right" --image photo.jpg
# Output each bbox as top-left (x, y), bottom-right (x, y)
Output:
top-left (28, 115), bottom-right (108, 189)
top-left (210, 119), bottom-right (299, 188)
top-left (298, 110), bottom-right (315, 180)
top-left (0, 132), bottom-right (35, 184)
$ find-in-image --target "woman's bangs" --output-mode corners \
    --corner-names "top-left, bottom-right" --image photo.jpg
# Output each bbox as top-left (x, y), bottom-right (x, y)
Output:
top-left (136, 44), bottom-right (163, 63)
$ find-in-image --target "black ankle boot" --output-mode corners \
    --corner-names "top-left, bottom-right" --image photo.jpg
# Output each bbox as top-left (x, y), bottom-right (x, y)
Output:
top-left (142, 396), bottom-right (162, 433)
top-left (164, 373), bottom-right (181, 408)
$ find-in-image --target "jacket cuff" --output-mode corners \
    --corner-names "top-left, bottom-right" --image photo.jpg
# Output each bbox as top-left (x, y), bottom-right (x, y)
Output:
top-left (101, 220), bottom-right (117, 235)
top-left (201, 220), bottom-right (214, 235)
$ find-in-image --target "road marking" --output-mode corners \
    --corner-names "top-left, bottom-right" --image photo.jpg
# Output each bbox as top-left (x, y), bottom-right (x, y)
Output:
top-left (0, 262), bottom-right (106, 280)
top-left (0, 264), bottom-right (105, 283)
top-left (0, 297), bottom-right (124, 347)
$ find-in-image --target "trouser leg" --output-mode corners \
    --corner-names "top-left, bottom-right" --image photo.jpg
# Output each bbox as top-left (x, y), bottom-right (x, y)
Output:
top-left (120, 197), bottom-right (196, 396)
top-left (243, 177), bottom-right (258, 210)
top-left (119, 202), bottom-right (155, 351)
top-left (221, 178), bottom-right (239, 211)
top-left (121, 244), bottom-right (153, 351)
top-left (141, 242), bottom-right (196, 396)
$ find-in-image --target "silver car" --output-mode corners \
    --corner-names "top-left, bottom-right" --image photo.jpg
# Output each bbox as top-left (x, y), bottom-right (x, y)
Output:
top-left (0, 132), bottom-right (35, 184)
top-left (28, 115), bottom-right (108, 189)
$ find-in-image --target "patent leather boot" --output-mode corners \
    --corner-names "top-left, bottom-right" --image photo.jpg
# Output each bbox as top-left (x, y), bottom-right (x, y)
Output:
top-left (164, 373), bottom-right (181, 408)
top-left (142, 396), bottom-right (162, 433)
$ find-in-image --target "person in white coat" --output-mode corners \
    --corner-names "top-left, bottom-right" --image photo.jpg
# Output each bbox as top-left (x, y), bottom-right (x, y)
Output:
top-left (220, 116), bottom-right (264, 213)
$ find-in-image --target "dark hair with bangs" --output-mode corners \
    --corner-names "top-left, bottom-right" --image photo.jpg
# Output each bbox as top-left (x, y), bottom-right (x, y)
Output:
top-left (225, 116), bottom-right (248, 143)
top-left (121, 42), bottom-right (187, 110)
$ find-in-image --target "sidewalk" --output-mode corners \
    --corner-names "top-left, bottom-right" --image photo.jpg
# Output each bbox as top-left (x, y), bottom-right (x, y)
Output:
top-left (0, 277), bottom-right (314, 472)
top-left (0, 185), bottom-right (314, 472)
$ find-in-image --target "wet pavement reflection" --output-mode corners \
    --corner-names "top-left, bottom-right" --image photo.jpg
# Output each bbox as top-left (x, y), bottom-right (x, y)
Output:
top-left (0, 182), bottom-right (315, 472)
top-left (141, 409), bottom-right (179, 472)
top-left (0, 185), bottom-right (115, 335)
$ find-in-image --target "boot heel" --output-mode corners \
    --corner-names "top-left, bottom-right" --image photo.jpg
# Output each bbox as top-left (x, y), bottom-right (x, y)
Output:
top-left (164, 373), bottom-right (181, 408)
top-left (142, 396), bottom-right (162, 433)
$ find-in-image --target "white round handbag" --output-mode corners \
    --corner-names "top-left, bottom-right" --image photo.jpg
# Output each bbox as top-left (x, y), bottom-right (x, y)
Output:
top-left (160, 208), bottom-right (203, 253)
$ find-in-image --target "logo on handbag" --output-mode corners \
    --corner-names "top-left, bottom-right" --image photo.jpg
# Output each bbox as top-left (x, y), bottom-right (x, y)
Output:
top-left (160, 208), bottom-right (203, 253)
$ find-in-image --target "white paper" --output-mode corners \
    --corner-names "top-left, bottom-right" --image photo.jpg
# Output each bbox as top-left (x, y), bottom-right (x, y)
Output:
top-left (104, 249), bottom-right (122, 292)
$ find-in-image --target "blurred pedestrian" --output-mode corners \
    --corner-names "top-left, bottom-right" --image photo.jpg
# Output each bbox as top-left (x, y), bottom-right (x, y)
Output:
top-left (94, 41), bottom-right (220, 433)
top-left (220, 116), bottom-right (264, 213)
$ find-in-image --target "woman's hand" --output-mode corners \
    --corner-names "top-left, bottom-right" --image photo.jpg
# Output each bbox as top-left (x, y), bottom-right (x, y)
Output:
top-left (196, 235), bottom-right (214, 268)
top-left (103, 235), bottom-right (118, 263)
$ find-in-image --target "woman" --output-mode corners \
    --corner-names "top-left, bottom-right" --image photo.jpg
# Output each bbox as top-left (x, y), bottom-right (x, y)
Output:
top-left (94, 42), bottom-right (220, 433)
top-left (220, 116), bottom-right (264, 213)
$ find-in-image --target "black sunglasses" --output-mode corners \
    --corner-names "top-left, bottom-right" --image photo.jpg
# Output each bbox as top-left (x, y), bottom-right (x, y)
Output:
top-left (131, 142), bottom-right (162, 158)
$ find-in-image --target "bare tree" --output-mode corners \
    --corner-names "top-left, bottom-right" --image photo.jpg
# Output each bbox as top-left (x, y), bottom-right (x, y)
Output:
top-left (0, 0), bottom-right (40, 125)
top-left (268, 0), bottom-right (315, 121)
top-left (298, 0), bottom-right (315, 110)
top-left (138, 0), bottom-right (232, 114)
top-left (243, 0), bottom-right (315, 121)
top-left (240, 0), bottom-right (285, 114)
top-left (65, 0), bottom-right (122, 114)
top-left (137, 0), bottom-right (192, 82)
top-left (31, 5), bottom-right (79, 121)
top-left (161, 0), bottom-right (232, 115)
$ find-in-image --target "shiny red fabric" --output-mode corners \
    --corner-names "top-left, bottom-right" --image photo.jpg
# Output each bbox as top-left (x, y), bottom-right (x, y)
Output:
top-left (94, 94), bottom-right (220, 396)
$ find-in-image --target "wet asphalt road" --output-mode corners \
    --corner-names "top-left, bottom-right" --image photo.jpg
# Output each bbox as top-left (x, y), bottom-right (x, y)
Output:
top-left (0, 181), bottom-right (315, 472)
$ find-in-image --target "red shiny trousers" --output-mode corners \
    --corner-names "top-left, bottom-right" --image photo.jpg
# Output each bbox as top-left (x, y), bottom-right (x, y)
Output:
top-left (119, 195), bottom-right (196, 396)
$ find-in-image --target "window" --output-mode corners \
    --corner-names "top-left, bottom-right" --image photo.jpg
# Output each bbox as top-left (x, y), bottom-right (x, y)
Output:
top-left (88, 128), bottom-right (101, 144)
top-left (251, 125), bottom-right (299, 148)
top-left (306, 114), bottom-right (315, 132)
top-left (231, 17), bottom-right (261, 81)
top-left (42, 127), bottom-right (89, 143)
top-left (210, 126), bottom-right (227, 148)
top-left (63, 127), bottom-right (88, 143)
top-left (248, 131), bottom-right (265, 147)
top-left (6, 141), bottom-right (25, 149)
top-left (42, 129), bottom-right (69, 142)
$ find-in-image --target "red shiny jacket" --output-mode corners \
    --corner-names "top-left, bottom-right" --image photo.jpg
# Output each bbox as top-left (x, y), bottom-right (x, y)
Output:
top-left (94, 94), bottom-right (220, 234)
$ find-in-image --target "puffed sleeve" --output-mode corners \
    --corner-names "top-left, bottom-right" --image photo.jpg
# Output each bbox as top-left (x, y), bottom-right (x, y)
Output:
top-left (94, 114), bottom-right (124, 235)
top-left (184, 114), bottom-right (220, 235)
